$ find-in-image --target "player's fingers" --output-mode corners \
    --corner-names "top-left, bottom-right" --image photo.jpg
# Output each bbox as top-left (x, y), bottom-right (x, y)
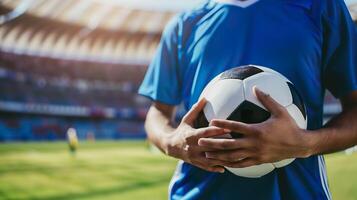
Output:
top-left (253, 86), bottom-right (285, 116)
top-left (183, 98), bottom-right (207, 124)
top-left (205, 150), bottom-right (252, 162)
top-left (198, 138), bottom-right (251, 150)
top-left (194, 126), bottom-right (230, 138)
top-left (210, 119), bottom-right (254, 135)
top-left (188, 145), bottom-right (219, 153)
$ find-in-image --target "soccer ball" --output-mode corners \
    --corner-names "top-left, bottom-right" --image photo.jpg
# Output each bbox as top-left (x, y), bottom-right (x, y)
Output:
top-left (195, 65), bottom-right (307, 178)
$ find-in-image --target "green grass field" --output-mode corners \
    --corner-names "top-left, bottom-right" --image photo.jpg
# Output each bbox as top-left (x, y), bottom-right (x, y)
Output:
top-left (0, 141), bottom-right (357, 200)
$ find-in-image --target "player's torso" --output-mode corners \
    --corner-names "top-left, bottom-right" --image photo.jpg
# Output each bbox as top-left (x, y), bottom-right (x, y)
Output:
top-left (169, 2), bottom-right (331, 199)
top-left (178, 0), bottom-right (325, 129)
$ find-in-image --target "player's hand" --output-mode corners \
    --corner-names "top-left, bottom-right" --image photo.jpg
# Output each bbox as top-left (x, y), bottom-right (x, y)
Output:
top-left (165, 98), bottom-right (228, 173)
top-left (197, 87), bottom-right (312, 168)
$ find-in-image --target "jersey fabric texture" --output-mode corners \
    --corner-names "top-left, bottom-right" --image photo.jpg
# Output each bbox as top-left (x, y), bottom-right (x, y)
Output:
top-left (138, 0), bottom-right (357, 199)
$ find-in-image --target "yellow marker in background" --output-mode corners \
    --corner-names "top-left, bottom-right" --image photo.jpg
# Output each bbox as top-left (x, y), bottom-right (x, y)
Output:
top-left (67, 128), bottom-right (79, 154)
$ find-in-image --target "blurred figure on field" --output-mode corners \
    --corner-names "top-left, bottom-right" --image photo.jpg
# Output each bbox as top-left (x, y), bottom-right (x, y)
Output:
top-left (67, 128), bottom-right (78, 154)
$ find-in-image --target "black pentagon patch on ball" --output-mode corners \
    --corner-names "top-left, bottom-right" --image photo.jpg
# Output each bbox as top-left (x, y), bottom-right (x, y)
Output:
top-left (287, 82), bottom-right (306, 119)
top-left (220, 65), bottom-right (264, 80)
top-left (227, 101), bottom-right (271, 138)
top-left (194, 111), bottom-right (209, 129)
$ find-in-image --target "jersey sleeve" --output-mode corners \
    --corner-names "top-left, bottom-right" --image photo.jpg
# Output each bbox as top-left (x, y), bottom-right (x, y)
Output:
top-left (138, 16), bottom-right (183, 105)
top-left (322, 0), bottom-right (357, 98)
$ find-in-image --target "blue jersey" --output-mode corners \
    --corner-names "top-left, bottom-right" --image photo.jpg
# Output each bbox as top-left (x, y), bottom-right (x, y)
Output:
top-left (139, 0), bottom-right (357, 199)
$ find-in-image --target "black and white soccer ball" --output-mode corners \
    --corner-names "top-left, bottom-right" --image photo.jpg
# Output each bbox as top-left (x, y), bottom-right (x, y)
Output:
top-left (195, 65), bottom-right (307, 178)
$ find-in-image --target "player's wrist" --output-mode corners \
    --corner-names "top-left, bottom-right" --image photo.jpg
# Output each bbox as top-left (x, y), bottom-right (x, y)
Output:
top-left (300, 130), bottom-right (319, 158)
top-left (162, 129), bottom-right (184, 159)
top-left (162, 131), bottom-right (175, 156)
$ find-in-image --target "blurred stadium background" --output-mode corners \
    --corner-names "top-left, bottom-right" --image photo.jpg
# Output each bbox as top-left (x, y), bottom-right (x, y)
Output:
top-left (0, 0), bottom-right (356, 199)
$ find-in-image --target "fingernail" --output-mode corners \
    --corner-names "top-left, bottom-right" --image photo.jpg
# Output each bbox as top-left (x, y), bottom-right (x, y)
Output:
top-left (205, 152), bottom-right (213, 158)
top-left (209, 119), bottom-right (217, 126)
top-left (224, 129), bottom-right (231, 134)
top-left (253, 86), bottom-right (268, 96)
top-left (198, 139), bottom-right (204, 146)
top-left (253, 86), bottom-right (261, 93)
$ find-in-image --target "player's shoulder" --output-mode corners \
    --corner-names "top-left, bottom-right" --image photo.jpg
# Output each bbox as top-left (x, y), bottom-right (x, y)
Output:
top-left (168, 1), bottom-right (217, 29)
top-left (163, 1), bottom-right (217, 40)
top-left (178, 1), bottom-right (216, 22)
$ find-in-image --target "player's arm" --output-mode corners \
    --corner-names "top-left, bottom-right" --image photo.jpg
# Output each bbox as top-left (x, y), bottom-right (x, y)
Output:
top-left (144, 99), bottom-right (227, 173)
top-left (144, 102), bottom-right (176, 154)
top-left (307, 91), bottom-right (357, 154)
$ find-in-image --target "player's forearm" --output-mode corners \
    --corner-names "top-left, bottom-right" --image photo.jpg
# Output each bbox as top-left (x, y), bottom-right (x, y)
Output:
top-left (306, 106), bottom-right (357, 155)
top-left (144, 105), bottom-right (175, 154)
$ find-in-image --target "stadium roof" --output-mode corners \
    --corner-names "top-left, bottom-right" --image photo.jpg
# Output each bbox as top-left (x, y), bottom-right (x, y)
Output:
top-left (0, 0), bottom-right (356, 65)
top-left (0, 0), bottom-right (179, 32)
top-left (0, 0), bottom-right (179, 64)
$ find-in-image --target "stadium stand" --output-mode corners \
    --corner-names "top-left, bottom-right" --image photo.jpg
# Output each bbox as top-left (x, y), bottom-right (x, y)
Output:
top-left (0, 0), bottom-right (171, 141)
top-left (0, 1), bottom-right (355, 141)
